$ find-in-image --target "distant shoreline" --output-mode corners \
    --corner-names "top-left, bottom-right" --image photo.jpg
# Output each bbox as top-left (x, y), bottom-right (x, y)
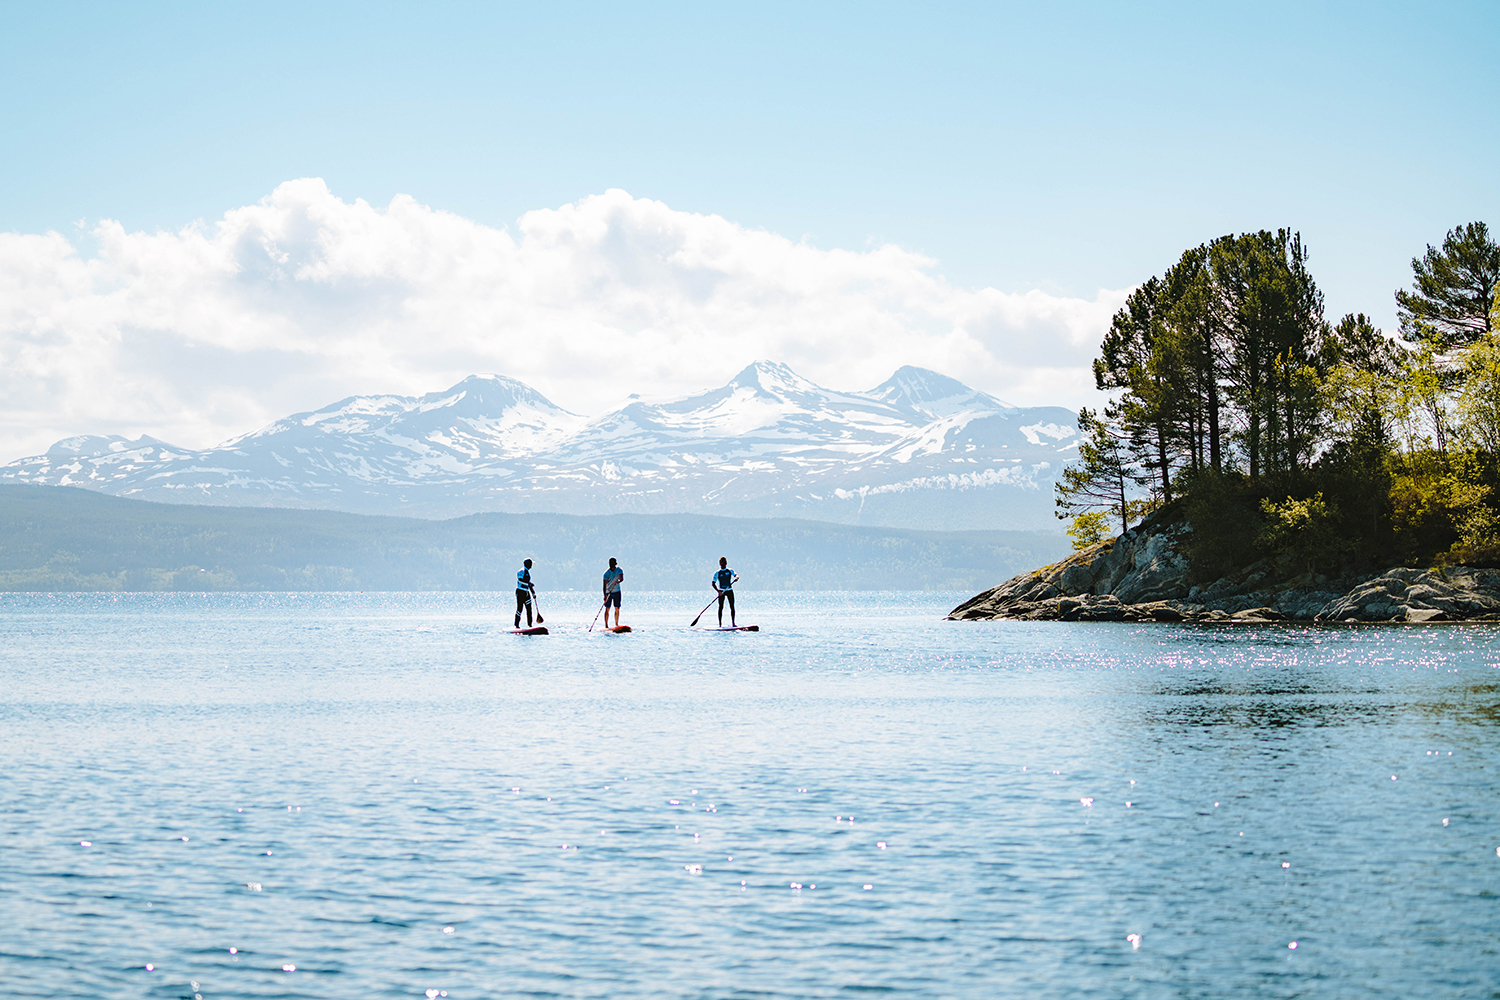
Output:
top-left (0, 484), bottom-right (1067, 594)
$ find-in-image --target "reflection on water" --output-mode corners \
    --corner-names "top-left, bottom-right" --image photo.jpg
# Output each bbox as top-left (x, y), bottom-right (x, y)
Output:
top-left (1, 592), bottom-right (1498, 999)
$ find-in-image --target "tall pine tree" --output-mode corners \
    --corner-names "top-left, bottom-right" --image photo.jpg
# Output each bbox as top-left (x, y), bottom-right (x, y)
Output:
top-left (1055, 408), bottom-right (1136, 536)
top-left (1396, 222), bottom-right (1500, 351)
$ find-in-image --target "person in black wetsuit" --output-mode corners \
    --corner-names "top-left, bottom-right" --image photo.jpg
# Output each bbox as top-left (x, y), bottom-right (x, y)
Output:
top-left (713, 556), bottom-right (738, 627)
top-left (515, 558), bottom-right (537, 628)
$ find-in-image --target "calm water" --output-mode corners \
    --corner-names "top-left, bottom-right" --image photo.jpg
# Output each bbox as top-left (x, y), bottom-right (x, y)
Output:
top-left (2, 591), bottom-right (1498, 999)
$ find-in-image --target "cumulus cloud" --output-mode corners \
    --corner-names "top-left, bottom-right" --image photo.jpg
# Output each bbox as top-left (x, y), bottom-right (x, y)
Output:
top-left (0, 179), bottom-right (1125, 459)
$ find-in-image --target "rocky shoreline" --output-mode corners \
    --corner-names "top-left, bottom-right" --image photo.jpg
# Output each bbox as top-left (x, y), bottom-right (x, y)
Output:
top-left (947, 522), bottom-right (1500, 624)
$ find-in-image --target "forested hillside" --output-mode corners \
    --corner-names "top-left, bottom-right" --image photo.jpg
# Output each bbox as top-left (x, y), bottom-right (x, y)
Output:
top-left (0, 485), bottom-right (1066, 592)
top-left (1055, 222), bottom-right (1500, 579)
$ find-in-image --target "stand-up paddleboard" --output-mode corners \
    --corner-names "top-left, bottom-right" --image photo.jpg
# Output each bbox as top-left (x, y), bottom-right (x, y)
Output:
top-left (606, 625), bottom-right (633, 633)
top-left (513, 626), bottom-right (549, 635)
top-left (706, 625), bottom-right (759, 632)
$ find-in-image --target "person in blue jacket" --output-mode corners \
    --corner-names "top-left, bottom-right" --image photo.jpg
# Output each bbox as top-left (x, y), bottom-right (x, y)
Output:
top-left (713, 556), bottom-right (738, 627)
top-left (515, 558), bottom-right (537, 628)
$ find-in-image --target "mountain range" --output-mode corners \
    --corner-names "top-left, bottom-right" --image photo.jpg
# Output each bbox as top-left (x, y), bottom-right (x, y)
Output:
top-left (0, 362), bottom-right (1079, 530)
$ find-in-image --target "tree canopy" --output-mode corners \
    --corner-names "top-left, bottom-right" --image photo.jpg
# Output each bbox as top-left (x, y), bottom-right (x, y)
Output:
top-left (1395, 221), bottom-right (1500, 351)
top-left (1057, 220), bottom-right (1500, 572)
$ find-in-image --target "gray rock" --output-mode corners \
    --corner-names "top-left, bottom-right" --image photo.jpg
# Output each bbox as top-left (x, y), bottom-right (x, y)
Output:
top-left (1272, 588), bottom-right (1343, 620)
top-left (1231, 607), bottom-right (1285, 621)
top-left (1077, 602), bottom-right (1126, 622)
top-left (1317, 567), bottom-right (1500, 622)
top-left (1058, 562), bottom-right (1096, 596)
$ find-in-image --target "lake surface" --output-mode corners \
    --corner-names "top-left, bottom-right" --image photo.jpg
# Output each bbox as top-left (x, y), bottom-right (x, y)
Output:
top-left (2, 590), bottom-right (1498, 999)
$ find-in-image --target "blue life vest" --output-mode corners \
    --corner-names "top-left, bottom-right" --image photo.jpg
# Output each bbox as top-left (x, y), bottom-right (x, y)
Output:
top-left (714, 567), bottom-right (734, 591)
top-left (517, 568), bottom-right (532, 591)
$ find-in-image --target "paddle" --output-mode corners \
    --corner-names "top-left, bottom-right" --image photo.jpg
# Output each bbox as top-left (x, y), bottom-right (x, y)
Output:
top-left (689, 593), bottom-right (718, 627)
top-left (588, 594), bottom-right (608, 632)
top-left (532, 591), bottom-right (545, 625)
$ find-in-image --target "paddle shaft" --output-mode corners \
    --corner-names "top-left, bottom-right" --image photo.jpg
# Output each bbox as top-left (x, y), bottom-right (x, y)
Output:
top-left (689, 582), bottom-right (740, 627)
top-left (688, 595), bottom-right (716, 627)
top-left (588, 595), bottom-right (608, 632)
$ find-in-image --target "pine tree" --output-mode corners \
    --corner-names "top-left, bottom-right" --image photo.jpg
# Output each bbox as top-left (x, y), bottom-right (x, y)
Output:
top-left (1322, 313), bottom-right (1408, 449)
top-left (1208, 230), bottom-right (1325, 480)
top-left (1054, 408), bottom-right (1135, 536)
top-left (1159, 246), bottom-right (1222, 473)
top-left (1395, 222), bottom-right (1500, 351)
top-left (1096, 278), bottom-right (1174, 501)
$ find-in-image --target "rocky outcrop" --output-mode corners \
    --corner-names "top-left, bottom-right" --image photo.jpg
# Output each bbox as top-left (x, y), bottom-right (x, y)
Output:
top-left (947, 522), bottom-right (1191, 618)
top-left (947, 520), bottom-right (1500, 624)
top-left (948, 523), bottom-right (1215, 622)
top-left (1314, 567), bottom-right (1500, 622)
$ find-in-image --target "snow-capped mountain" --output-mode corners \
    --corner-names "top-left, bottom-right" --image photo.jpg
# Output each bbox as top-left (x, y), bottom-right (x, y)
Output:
top-left (1, 363), bottom-right (1079, 529)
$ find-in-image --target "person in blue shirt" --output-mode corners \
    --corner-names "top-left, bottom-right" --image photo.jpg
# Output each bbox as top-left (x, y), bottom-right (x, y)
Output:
top-left (515, 558), bottom-right (537, 628)
top-left (602, 557), bottom-right (624, 628)
top-left (712, 556), bottom-right (738, 627)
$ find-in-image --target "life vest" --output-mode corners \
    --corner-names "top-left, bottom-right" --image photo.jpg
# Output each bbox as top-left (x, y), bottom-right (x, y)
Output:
top-left (517, 568), bottom-right (532, 591)
top-left (714, 568), bottom-right (734, 591)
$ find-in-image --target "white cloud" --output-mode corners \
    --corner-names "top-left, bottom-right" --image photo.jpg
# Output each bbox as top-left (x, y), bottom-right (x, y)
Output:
top-left (0, 179), bottom-right (1125, 460)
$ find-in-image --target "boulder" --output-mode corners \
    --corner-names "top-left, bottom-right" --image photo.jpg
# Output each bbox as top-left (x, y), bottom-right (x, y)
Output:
top-left (1316, 567), bottom-right (1500, 622)
top-left (1231, 607), bottom-right (1284, 622)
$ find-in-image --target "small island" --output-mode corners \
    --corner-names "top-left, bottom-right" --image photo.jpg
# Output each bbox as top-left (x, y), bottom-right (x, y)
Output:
top-left (952, 222), bottom-right (1500, 624)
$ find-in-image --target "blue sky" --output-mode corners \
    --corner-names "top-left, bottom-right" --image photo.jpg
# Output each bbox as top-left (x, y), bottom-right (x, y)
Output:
top-left (0, 1), bottom-right (1496, 456)
top-left (7, 2), bottom-right (1497, 301)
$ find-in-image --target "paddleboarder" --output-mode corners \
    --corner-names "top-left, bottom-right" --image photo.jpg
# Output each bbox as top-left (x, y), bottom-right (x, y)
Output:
top-left (602, 557), bottom-right (624, 629)
top-left (515, 558), bottom-right (538, 629)
top-left (713, 556), bottom-right (738, 627)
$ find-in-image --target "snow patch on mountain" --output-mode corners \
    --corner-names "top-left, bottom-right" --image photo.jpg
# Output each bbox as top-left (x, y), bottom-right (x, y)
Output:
top-left (1, 362), bottom-right (1078, 530)
top-left (1019, 422), bottom-right (1076, 447)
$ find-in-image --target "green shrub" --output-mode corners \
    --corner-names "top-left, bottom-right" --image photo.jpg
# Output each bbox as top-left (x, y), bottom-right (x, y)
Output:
top-left (1386, 448), bottom-right (1500, 562)
top-left (1257, 493), bottom-right (1347, 572)
top-left (1066, 512), bottom-right (1110, 550)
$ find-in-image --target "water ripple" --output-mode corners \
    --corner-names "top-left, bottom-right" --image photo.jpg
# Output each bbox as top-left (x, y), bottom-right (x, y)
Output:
top-left (0, 592), bottom-right (1497, 998)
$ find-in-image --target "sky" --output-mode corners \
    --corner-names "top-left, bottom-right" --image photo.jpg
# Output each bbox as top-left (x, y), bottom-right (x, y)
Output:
top-left (1, 1), bottom-right (1496, 459)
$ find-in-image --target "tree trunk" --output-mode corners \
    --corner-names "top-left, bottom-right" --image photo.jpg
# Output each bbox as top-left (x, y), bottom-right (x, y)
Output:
top-left (1117, 463), bottom-right (1130, 536)
top-left (1248, 354), bottom-right (1261, 480)
top-left (1285, 390), bottom-right (1297, 476)
top-left (1428, 396), bottom-right (1448, 457)
top-left (1208, 377), bottom-right (1222, 472)
top-left (1156, 423), bottom-right (1171, 501)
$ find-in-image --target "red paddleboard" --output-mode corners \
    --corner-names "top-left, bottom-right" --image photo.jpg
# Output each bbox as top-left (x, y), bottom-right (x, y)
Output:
top-left (706, 625), bottom-right (759, 632)
top-left (513, 626), bottom-right (549, 635)
top-left (607, 625), bottom-right (633, 633)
